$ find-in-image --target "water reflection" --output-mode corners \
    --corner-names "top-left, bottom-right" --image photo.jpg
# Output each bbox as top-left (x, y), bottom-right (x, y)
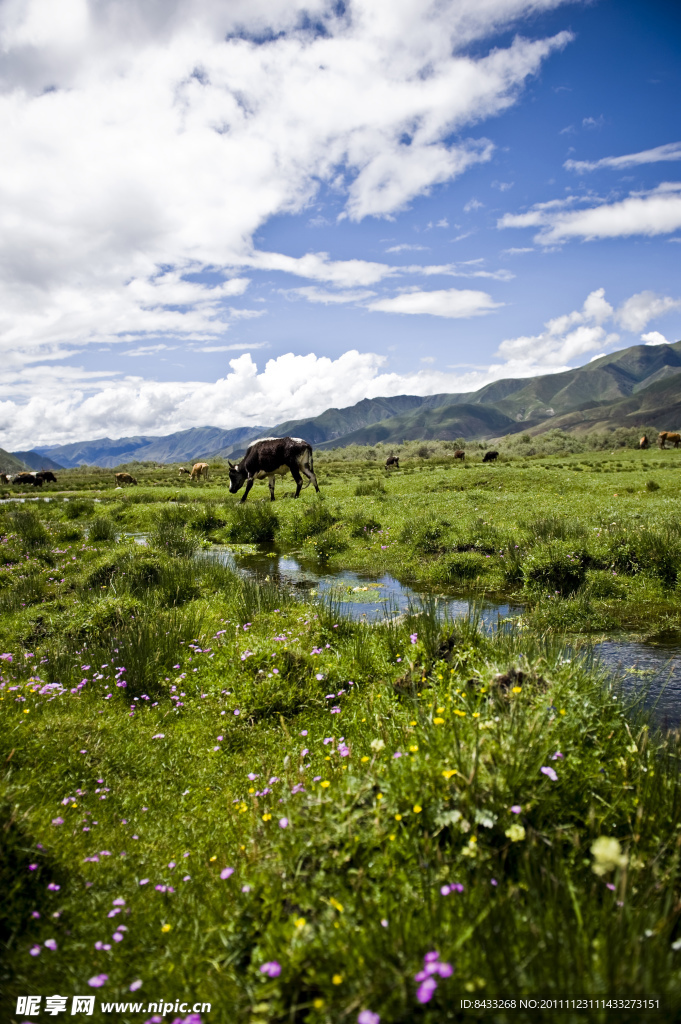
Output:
top-left (203, 544), bottom-right (521, 628)
top-left (593, 641), bottom-right (681, 728)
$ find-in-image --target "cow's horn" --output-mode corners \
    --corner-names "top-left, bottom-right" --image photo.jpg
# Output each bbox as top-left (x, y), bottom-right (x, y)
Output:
top-left (228, 460), bottom-right (234, 468)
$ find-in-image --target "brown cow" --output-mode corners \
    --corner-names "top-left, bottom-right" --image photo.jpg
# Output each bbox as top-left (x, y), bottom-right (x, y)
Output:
top-left (658, 432), bottom-right (681, 449)
top-left (14, 472), bottom-right (42, 486)
top-left (639, 435), bottom-right (649, 450)
top-left (191, 462), bottom-right (209, 481)
top-left (482, 450), bottom-right (499, 463)
top-left (115, 472), bottom-right (137, 486)
top-left (385, 455), bottom-right (400, 469)
top-left (454, 449), bottom-right (465, 460)
top-left (0, 472), bottom-right (10, 484)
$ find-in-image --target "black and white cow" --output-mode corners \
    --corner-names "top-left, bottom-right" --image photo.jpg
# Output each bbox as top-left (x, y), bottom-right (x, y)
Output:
top-left (228, 437), bottom-right (319, 503)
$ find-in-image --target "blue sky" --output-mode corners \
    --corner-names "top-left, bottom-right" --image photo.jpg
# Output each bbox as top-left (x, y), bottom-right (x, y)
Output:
top-left (0, 0), bottom-right (679, 447)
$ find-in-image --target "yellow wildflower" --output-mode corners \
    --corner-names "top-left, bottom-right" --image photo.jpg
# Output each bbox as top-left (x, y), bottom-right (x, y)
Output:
top-left (409, 745), bottom-right (418, 753)
top-left (361, 756), bottom-right (370, 763)
top-left (433, 717), bottom-right (444, 725)
top-left (209, 856), bottom-right (217, 862)
top-left (321, 781), bottom-right (330, 788)
top-left (394, 813), bottom-right (402, 821)
top-left (413, 804), bottom-right (422, 814)
top-left (511, 686), bottom-right (522, 694)
top-left (454, 710), bottom-right (466, 717)
top-left (313, 999), bottom-right (324, 1009)
top-left (591, 836), bottom-right (628, 876)
top-left (294, 917), bottom-right (306, 929)
top-left (161, 923), bottom-right (172, 933)
top-left (332, 974), bottom-right (343, 985)
top-left (442, 769), bottom-right (456, 779)
top-left (329, 897), bottom-right (344, 912)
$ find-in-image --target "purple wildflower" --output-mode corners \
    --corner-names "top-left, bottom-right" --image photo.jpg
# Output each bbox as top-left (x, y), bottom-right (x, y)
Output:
top-left (88, 974), bottom-right (109, 988)
top-left (540, 766), bottom-right (558, 781)
top-left (410, 633), bottom-right (418, 644)
top-left (511, 805), bottom-right (522, 814)
top-left (358, 1012), bottom-right (380, 1024)
top-left (220, 867), bottom-right (234, 880)
top-left (30, 945), bottom-right (41, 956)
top-left (260, 961), bottom-right (281, 977)
top-left (279, 818), bottom-right (289, 829)
top-left (416, 977), bottom-right (437, 1004)
top-left (130, 980), bottom-right (143, 992)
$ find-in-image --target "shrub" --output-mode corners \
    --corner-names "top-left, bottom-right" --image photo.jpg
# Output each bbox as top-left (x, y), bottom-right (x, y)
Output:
top-left (521, 541), bottom-right (586, 594)
top-left (354, 480), bottom-right (386, 496)
top-left (349, 513), bottom-right (382, 538)
top-left (400, 515), bottom-right (451, 554)
top-left (11, 510), bottom-right (50, 550)
top-left (646, 480), bottom-right (660, 492)
top-left (306, 525), bottom-right (348, 560)
top-left (63, 497), bottom-right (95, 519)
top-left (442, 551), bottom-right (488, 582)
top-left (283, 500), bottom-right (337, 545)
top-left (526, 516), bottom-right (587, 542)
top-left (192, 504), bottom-right (227, 534)
top-left (89, 516), bottom-right (117, 542)
top-left (151, 506), bottom-right (198, 557)
top-left (226, 502), bottom-right (279, 543)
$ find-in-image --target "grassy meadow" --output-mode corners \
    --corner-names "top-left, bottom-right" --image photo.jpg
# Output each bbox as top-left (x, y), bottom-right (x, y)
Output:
top-left (3, 444), bottom-right (681, 1022)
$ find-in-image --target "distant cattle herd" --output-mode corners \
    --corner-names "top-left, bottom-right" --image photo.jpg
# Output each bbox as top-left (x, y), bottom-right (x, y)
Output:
top-left (3, 433), bottom-right (681, 493)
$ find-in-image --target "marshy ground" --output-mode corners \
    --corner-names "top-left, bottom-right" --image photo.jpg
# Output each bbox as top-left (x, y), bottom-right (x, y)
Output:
top-left (3, 446), bottom-right (681, 1022)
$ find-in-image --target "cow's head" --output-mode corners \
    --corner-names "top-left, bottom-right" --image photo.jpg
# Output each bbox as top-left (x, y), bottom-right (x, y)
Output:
top-left (228, 461), bottom-right (246, 494)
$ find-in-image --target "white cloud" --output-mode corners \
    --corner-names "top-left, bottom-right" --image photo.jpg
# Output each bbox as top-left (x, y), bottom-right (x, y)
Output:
top-left (0, 0), bottom-right (574, 372)
top-left (0, 348), bottom-right (512, 448)
top-left (615, 291), bottom-right (681, 333)
top-left (499, 182), bottom-right (681, 243)
top-left (384, 243), bottom-right (429, 253)
top-left (464, 198), bottom-right (485, 212)
top-left (641, 331), bottom-right (669, 346)
top-left (495, 285), bottom-right (681, 371)
top-left (367, 287), bottom-right (501, 318)
top-left (287, 286), bottom-right (377, 304)
top-left (565, 141), bottom-right (681, 174)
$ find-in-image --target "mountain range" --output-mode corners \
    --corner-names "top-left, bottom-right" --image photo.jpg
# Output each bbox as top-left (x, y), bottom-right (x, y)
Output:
top-left (18, 339), bottom-right (681, 468)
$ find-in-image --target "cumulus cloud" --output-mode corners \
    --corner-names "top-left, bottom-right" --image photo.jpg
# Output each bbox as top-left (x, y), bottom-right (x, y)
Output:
top-left (4, 281), bottom-right (679, 448)
top-left (0, 0), bottom-right (573, 373)
top-left (615, 291), bottom-right (681, 333)
top-left (495, 286), bottom-right (681, 371)
top-left (495, 288), bottom-right (616, 369)
top-left (565, 141), bottom-right (681, 174)
top-left (641, 331), bottom-right (669, 346)
top-left (499, 182), bottom-right (681, 243)
top-left (367, 287), bottom-right (501, 318)
top-left (0, 348), bottom-right (516, 449)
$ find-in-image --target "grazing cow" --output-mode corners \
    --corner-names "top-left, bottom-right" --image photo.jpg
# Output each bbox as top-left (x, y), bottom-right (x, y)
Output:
top-left (228, 436), bottom-right (319, 503)
top-left (0, 472), bottom-right (10, 484)
top-left (482, 451), bottom-right (499, 463)
top-left (115, 472), bottom-right (137, 486)
top-left (639, 435), bottom-right (650, 450)
top-left (190, 462), bottom-right (209, 481)
top-left (36, 471), bottom-right (57, 484)
top-left (454, 449), bottom-right (465, 460)
top-left (385, 455), bottom-right (400, 469)
top-left (14, 472), bottom-right (42, 486)
top-left (659, 432), bottom-right (681, 449)
top-left (178, 467), bottom-right (191, 477)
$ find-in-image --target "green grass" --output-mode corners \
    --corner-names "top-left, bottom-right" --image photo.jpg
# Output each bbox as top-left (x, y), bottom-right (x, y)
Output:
top-left (3, 453), bottom-right (681, 1021)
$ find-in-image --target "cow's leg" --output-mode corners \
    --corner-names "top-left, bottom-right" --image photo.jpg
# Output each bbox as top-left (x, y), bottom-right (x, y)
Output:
top-left (290, 465), bottom-right (304, 498)
top-left (240, 477), bottom-right (255, 503)
top-left (268, 475), bottom-right (276, 501)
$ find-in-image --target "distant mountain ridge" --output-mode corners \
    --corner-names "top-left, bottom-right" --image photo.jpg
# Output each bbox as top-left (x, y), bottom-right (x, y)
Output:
top-left (23, 339), bottom-right (681, 467)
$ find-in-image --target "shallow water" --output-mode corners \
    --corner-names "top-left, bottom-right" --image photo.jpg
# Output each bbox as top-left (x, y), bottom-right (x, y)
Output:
top-left (203, 544), bottom-right (522, 629)
top-left (142, 538), bottom-right (681, 722)
top-left (592, 641), bottom-right (681, 728)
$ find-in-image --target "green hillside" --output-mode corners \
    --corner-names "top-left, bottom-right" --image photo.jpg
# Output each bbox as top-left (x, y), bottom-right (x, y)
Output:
top-left (0, 448), bottom-right (27, 473)
top-left (18, 339), bottom-right (681, 466)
